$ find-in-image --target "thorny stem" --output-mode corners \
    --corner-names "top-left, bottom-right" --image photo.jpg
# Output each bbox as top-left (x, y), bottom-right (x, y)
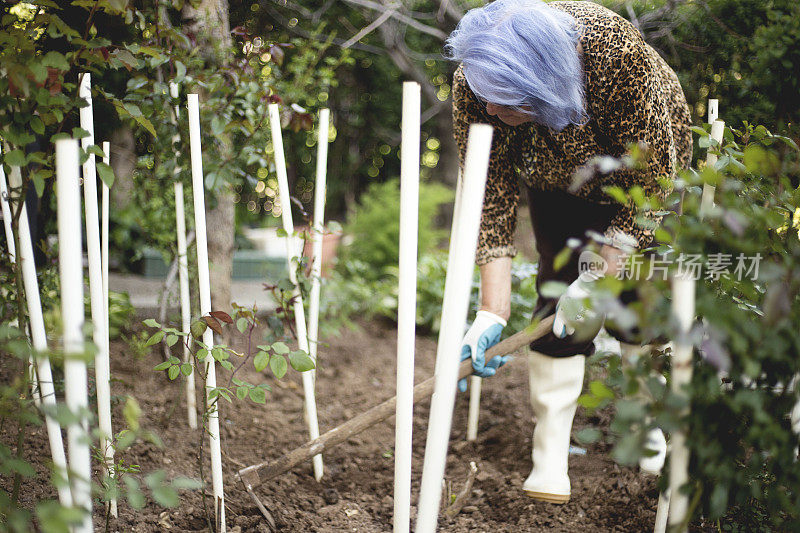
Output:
top-left (10, 192), bottom-right (31, 506)
top-left (191, 342), bottom-right (214, 532)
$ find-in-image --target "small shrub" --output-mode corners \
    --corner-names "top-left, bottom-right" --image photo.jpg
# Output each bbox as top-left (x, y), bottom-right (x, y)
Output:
top-left (337, 178), bottom-right (453, 278)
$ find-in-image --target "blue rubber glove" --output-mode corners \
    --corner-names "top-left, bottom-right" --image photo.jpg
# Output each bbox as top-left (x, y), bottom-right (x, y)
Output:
top-left (458, 310), bottom-right (510, 392)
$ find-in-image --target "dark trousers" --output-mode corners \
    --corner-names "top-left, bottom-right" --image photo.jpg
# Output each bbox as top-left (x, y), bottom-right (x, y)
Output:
top-left (527, 188), bottom-right (624, 357)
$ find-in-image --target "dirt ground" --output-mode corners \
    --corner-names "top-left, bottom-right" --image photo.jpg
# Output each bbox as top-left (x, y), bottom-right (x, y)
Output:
top-left (5, 317), bottom-right (704, 532)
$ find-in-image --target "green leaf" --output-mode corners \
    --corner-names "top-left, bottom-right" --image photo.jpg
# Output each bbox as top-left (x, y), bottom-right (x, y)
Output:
top-left (254, 351), bottom-right (269, 372)
top-left (72, 127), bottom-right (90, 140)
top-left (575, 427), bottom-right (601, 444)
top-left (31, 116), bottom-right (45, 135)
top-left (249, 387), bottom-right (266, 404)
top-left (122, 396), bottom-right (142, 432)
top-left (165, 334), bottom-right (178, 347)
top-left (552, 247), bottom-right (571, 273)
top-left (31, 172), bottom-right (45, 197)
top-left (236, 386), bottom-right (248, 400)
top-left (171, 477), bottom-right (203, 490)
top-left (4, 149), bottom-right (27, 167)
top-left (168, 365), bottom-right (180, 380)
top-left (151, 484), bottom-right (179, 508)
top-left (96, 161), bottom-right (115, 187)
top-left (289, 350), bottom-right (315, 372)
top-left (180, 363), bottom-right (193, 376)
top-left (143, 318), bottom-right (160, 328)
top-left (174, 61), bottom-right (186, 82)
top-left (124, 477), bottom-right (145, 509)
top-left (236, 317), bottom-right (249, 334)
top-left (111, 48), bottom-right (138, 68)
top-left (153, 361), bottom-right (171, 371)
top-left (133, 114), bottom-right (157, 137)
top-left (270, 355), bottom-right (287, 379)
top-left (190, 319), bottom-right (207, 339)
top-left (539, 281), bottom-right (567, 299)
top-left (145, 330), bottom-right (165, 347)
top-left (272, 341), bottom-right (289, 354)
top-left (41, 51), bottom-right (70, 71)
top-left (589, 380), bottom-right (614, 400)
top-left (603, 185), bottom-right (629, 205)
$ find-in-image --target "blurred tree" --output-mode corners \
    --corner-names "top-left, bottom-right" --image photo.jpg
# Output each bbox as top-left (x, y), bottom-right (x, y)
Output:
top-left (182, 0), bottom-right (236, 312)
top-left (238, 0), bottom-right (468, 218)
top-left (601, 0), bottom-right (800, 139)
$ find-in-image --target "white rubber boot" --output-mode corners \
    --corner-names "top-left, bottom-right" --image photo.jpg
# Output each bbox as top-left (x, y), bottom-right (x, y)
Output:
top-left (620, 343), bottom-right (669, 476)
top-left (639, 427), bottom-right (667, 475)
top-left (523, 350), bottom-right (586, 504)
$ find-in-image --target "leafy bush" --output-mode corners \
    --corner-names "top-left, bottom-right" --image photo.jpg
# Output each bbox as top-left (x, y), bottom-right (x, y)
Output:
top-left (337, 178), bottom-right (453, 279)
top-left (579, 123), bottom-right (800, 529)
top-left (322, 252), bottom-right (539, 337)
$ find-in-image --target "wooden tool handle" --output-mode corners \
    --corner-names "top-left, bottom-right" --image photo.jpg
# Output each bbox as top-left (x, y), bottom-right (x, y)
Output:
top-left (238, 315), bottom-right (555, 490)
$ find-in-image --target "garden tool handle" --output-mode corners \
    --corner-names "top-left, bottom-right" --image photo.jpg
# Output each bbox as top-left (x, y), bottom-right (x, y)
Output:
top-left (238, 315), bottom-right (555, 490)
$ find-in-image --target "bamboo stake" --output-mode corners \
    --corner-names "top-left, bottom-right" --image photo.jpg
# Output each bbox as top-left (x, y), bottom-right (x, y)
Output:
top-left (5, 161), bottom-right (72, 506)
top-left (394, 82), bottom-right (421, 533)
top-left (307, 107), bottom-right (330, 383)
top-left (237, 315), bottom-right (553, 490)
top-left (57, 138), bottom-right (93, 533)
top-left (78, 73), bottom-right (116, 517)
top-left (171, 82), bottom-right (198, 430)
top-left (268, 102), bottom-right (324, 481)
top-left (667, 273), bottom-right (696, 532)
top-left (187, 93), bottom-right (226, 532)
top-left (416, 124), bottom-right (493, 533)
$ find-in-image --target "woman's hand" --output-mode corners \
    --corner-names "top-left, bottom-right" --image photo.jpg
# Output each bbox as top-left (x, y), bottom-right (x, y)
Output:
top-left (599, 244), bottom-right (626, 278)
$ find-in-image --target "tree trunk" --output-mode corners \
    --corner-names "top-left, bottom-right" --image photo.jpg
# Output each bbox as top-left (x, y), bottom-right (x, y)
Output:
top-left (110, 126), bottom-right (136, 210)
top-left (183, 0), bottom-right (234, 314)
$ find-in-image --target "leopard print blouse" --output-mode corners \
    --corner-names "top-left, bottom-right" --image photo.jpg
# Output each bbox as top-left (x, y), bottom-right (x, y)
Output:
top-left (452, 1), bottom-right (693, 265)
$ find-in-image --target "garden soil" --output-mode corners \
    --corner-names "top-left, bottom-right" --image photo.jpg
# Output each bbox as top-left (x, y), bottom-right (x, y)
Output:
top-left (4, 318), bottom-right (712, 532)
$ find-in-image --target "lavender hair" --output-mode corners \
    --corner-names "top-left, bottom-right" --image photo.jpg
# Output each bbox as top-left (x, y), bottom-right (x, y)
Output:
top-left (445, 0), bottom-right (586, 131)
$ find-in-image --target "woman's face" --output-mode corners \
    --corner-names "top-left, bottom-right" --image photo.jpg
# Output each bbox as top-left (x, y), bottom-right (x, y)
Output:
top-left (484, 102), bottom-right (535, 126)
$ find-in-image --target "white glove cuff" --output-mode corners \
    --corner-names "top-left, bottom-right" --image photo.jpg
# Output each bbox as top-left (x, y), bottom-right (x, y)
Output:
top-left (476, 309), bottom-right (507, 328)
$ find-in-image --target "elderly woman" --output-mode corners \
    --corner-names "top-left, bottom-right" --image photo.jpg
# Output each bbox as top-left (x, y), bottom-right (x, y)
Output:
top-left (450, 0), bottom-right (692, 504)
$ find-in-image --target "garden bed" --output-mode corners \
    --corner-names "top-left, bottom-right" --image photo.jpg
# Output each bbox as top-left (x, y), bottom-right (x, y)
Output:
top-left (7, 319), bottom-right (694, 532)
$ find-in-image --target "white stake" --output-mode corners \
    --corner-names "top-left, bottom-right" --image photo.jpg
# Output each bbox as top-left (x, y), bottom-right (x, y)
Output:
top-left (415, 124), bottom-right (493, 533)
top-left (454, 165), bottom-right (482, 443)
top-left (394, 82), bottom-right (421, 533)
top-left (171, 82), bottom-right (198, 430)
top-left (307, 107), bottom-right (330, 383)
top-left (707, 99), bottom-right (719, 125)
top-left (4, 160), bottom-right (72, 506)
top-left (667, 273), bottom-right (696, 532)
top-left (187, 93), bottom-right (226, 532)
top-left (175, 181), bottom-right (198, 429)
top-left (78, 73), bottom-right (117, 517)
top-left (102, 141), bottom-right (110, 365)
top-left (268, 102), bottom-right (324, 481)
top-left (57, 139), bottom-right (93, 533)
top-left (700, 119), bottom-right (725, 220)
top-left (0, 153), bottom-right (15, 261)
